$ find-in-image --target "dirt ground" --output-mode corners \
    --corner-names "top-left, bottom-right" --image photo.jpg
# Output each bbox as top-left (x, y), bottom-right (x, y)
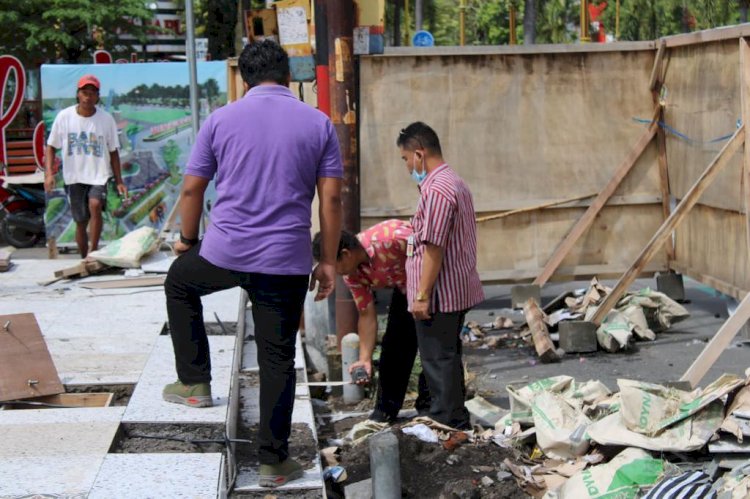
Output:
top-left (333, 428), bottom-right (528, 499)
top-left (65, 383), bottom-right (135, 406)
top-left (112, 423), bottom-right (226, 453)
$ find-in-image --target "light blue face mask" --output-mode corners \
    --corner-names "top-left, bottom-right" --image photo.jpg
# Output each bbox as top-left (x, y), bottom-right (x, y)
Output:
top-left (411, 153), bottom-right (427, 184)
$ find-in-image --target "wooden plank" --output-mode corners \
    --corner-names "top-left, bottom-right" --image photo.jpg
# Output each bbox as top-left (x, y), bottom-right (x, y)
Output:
top-left (655, 113), bottom-right (674, 263)
top-left (523, 299), bottom-right (559, 363)
top-left (378, 41), bottom-right (656, 57)
top-left (54, 261), bottom-right (108, 279)
top-left (475, 193), bottom-right (596, 224)
top-left (681, 291), bottom-right (750, 388)
top-left (663, 25), bottom-right (750, 49)
top-left (649, 40), bottom-right (666, 91)
top-left (0, 313), bottom-right (64, 402)
top-left (741, 38), bottom-right (750, 255)
top-left (78, 275), bottom-right (167, 289)
top-left (6, 392), bottom-right (114, 408)
top-left (533, 111), bottom-right (659, 286)
top-left (591, 126), bottom-right (746, 325)
top-left (479, 262), bottom-right (666, 284)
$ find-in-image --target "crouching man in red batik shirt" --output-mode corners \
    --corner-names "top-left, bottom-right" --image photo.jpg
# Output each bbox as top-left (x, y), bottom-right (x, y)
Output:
top-left (397, 122), bottom-right (484, 430)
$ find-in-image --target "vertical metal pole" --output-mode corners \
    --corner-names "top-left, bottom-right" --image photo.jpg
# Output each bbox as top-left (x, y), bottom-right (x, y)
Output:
top-left (415, 0), bottom-right (423, 31)
top-left (615, 0), bottom-right (620, 39)
top-left (327, 0), bottom-right (359, 348)
top-left (459, 0), bottom-right (466, 46)
top-left (185, 0), bottom-right (200, 137)
top-left (580, 0), bottom-right (590, 42)
top-left (315, 0), bottom-right (331, 116)
top-left (509, 5), bottom-right (517, 45)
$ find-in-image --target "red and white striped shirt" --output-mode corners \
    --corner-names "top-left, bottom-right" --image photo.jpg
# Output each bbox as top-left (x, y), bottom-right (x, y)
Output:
top-left (406, 163), bottom-right (484, 313)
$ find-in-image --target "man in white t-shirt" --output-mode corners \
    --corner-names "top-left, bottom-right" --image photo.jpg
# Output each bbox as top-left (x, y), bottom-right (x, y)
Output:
top-left (44, 74), bottom-right (128, 257)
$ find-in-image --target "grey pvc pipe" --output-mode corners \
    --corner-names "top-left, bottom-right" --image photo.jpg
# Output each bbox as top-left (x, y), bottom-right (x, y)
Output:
top-left (341, 332), bottom-right (364, 404)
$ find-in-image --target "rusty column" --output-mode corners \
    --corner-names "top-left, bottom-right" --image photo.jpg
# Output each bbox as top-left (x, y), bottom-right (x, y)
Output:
top-left (327, 0), bottom-right (359, 348)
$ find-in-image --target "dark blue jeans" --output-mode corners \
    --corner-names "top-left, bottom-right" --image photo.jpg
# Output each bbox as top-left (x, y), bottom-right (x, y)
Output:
top-left (165, 243), bottom-right (308, 464)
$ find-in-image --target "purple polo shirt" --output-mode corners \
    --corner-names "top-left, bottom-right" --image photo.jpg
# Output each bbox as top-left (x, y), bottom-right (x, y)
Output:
top-left (185, 84), bottom-right (343, 274)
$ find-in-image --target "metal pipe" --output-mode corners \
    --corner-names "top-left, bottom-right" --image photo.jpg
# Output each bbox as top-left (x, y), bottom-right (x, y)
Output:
top-left (459, 0), bottom-right (466, 46)
top-left (415, 0), bottom-right (423, 31)
top-left (580, 0), bottom-right (590, 42)
top-left (616, 0), bottom-right (620, 39)
top-left (315, 0), bottom-right (331, 116)
top-left (185, 0), bottom-right (200, 137)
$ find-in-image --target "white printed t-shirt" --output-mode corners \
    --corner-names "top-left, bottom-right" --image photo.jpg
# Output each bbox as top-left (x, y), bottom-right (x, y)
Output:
top-left (47, 105), bottom-right (120, 186)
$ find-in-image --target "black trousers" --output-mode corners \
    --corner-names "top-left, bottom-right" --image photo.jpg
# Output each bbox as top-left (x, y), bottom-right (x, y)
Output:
top-left (374, 289), bottom-right (430, 420)
top-left (415, 309), bottom-right (470, 429)
top-left (165, 243), bottom-right (308, 464)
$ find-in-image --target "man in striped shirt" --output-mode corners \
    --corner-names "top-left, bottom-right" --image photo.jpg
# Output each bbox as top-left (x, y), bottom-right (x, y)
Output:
top-left (397, 121), bottom-right (484, 430)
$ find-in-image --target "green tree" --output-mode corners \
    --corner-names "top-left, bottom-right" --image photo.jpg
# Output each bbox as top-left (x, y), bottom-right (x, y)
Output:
top-left (0, 0), bottom-right (155, 65)
top-left (199, 0), bottom-right (237, 60)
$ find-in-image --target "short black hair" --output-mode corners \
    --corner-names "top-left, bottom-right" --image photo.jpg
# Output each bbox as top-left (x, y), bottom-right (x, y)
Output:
top-left (312, 230), bottom-right (364, 262)
top-left (238, 40), bottom-right (290, 88)
top-left (396, 121), bottom-right (442, 155)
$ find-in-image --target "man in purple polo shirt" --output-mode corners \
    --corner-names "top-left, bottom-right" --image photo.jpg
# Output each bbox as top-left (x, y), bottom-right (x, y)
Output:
top-left (163, 41), bottom-right (342, 487)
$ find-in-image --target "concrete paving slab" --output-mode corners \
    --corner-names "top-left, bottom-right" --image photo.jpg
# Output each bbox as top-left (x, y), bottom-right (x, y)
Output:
top-left (123, 336), bottom-right (235, 423)
top-left (89, 453), bottom-right (223, 498)
top-left (0, 407), bottom-right (125, 497)
top-left (201, 287), bottom-right (243, 324)
top-left (47, 335), bottom-right (157, 385)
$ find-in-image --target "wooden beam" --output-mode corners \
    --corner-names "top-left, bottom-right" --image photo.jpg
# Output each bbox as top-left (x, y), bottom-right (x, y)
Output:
top-left (649, 40), bottom-right (666, 91)
top-left (78, 275), bottom-right (167, 289)
top-left (379, 41), bottom-right (656, 57)
top-left (655, 114), bottom-right (674, 263)
top-left (741, 38), bottom-right (750, 255)
top-left (590, 126), bottom-right (746, 325)
top-left (475, 192), bottom-right (596, 224)
top-left (663, 25), bottom-right (750, 49)
top-left (681, 291), bottom-right (750, 388)
top-left (532, 109), bottom-right (659, 286)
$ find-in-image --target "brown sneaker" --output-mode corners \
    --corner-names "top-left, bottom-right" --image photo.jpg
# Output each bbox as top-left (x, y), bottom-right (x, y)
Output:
top-left (259, 458), bottom-right (304, 488)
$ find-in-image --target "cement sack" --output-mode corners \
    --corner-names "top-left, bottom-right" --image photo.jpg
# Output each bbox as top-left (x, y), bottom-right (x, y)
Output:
top-left (531, 391), bottom-right (590, 460)
top-left (620, 289), bottom-right (689, 332)
top-left (619, 375), bottom-right (744, 436)
top-left (587, 400), bottom-right (724, 452)
top-left (508, 376), bottom-right (610, 424)
top-left (592, 310), bottom-right (633, 352)
top-left (88, 227), bottom-right (159, 268)
top-left (543, 447), bottom-right (664, 499)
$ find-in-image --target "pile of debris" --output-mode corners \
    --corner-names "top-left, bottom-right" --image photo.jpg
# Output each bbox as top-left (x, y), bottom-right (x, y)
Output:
top-left (322, 372), bottom-right (750, 498)
top-left (460, 278), bottom-right (691, 362)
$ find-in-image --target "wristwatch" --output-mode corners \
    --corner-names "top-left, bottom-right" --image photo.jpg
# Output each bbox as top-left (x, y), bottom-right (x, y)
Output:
top-left (415, 290), bottom-right (429, 302)
top-left (180, 232), bottom-right (199, 246)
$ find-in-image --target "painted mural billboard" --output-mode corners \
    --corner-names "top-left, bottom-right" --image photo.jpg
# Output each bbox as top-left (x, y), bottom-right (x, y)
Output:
top-left (41, 61), bottom-right (226, 244)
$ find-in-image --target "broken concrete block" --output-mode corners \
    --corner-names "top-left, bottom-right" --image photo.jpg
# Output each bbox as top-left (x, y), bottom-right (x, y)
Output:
top-left (511, 284), bottom-right (541, 309)
top-left (558, 321), bottom-right (598, 353)
top-left (656, 272), bottom-right (685, 303)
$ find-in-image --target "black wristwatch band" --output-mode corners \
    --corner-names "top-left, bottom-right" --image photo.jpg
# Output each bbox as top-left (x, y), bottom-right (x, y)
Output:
top-left (179, 232), bottom-right (199, 245)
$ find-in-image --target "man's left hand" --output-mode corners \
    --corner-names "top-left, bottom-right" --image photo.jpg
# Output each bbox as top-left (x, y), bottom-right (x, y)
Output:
top-left (412, 300), bottom-right (431, 321)
top-left (116, 181), bottom-right (128, 198)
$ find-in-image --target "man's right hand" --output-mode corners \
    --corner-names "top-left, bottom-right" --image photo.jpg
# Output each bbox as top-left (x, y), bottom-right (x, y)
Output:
top-left (173, 240), bottom-right (193, 256)
top-left (349, 359), bottom-right (372, 385)
top-left (44, 175), bottom-right (55, 193)
top-left (310, 262), bottom-right (336, 301)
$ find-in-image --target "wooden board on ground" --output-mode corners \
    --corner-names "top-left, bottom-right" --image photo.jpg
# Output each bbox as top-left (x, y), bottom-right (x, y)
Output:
top-left (0, 313), bottom-right (64, 402)
top-left (4, 392), bottom-right (114, 409)
top-left (523, 299), bottom-right (559, 363)
top-left (78, 275), bottom-right (167, 289)
top-left (53, 261), bottom-right (109, 279)
top-left (680, 291), bottom-right (750, 388)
